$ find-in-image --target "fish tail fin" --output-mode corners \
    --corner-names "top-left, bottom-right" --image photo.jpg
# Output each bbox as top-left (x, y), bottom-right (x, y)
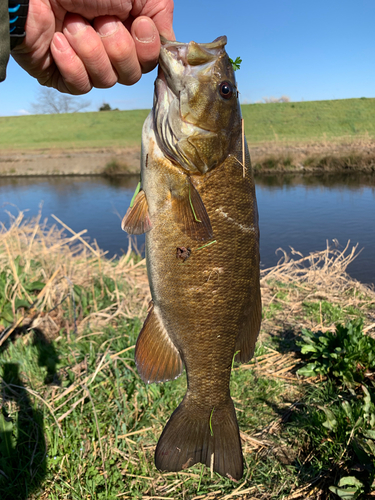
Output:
top-left (155, 394), bottom-right (243, 480)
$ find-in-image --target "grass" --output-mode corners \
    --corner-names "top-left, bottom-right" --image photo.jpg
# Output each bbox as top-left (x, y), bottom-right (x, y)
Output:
top-left (0, 98), bottom-right (374, 151)
top-left (0, 109), bottom-right (150, 150)
top-left (1, 214), bottom-right (375, 498)
top-left (241, 98), bottom-right (375, 143)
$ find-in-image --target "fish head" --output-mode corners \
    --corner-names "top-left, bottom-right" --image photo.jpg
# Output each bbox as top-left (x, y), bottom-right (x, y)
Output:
top-left (154, 36), bottom-right (241, 174)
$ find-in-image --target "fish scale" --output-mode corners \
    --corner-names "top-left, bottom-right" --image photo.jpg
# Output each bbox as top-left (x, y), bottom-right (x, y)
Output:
top-left (122, 36), bottom-right (261, 480)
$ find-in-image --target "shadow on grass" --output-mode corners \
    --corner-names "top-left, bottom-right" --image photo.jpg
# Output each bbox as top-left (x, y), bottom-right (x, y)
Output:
top-left (0, 328), bottom-right (59, 499)
top-left (32, 328), bottom-right (61, 385)
top-left (0, 363), bottom-right (47, 500)
top-left (0, 326), bottom-right (61, 386)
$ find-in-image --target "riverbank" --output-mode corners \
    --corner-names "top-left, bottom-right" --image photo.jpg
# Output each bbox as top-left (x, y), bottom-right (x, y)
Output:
top-left (1, 137), bottom-right (374, 177)
top-left (1, 214), bottom-right (375, 498)
top-left (1, 98), bottom-right (374, 176)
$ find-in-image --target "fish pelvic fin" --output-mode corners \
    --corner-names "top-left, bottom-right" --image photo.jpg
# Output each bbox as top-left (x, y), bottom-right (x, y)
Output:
top-left (235, 282), bottom-right (262, 363)
top-left (135, 302), bottom-right (183, 383)
top-left (121, 190), bottom-right (152, 235)
top-left (171, 178), bottom-right (213, 242)
top-left (155, 395), bottom-right (243, 480)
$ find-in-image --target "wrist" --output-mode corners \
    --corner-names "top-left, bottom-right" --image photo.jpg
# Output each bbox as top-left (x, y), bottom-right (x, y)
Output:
top-left (9, 0), bottom-right (29, 50)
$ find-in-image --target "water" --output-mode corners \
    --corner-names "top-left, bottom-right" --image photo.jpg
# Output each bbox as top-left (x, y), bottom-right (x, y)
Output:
top-left (0, 173), bottom-right (374, 285)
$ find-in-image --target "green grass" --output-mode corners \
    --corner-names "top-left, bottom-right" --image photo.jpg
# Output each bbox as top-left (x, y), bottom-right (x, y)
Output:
top-left (0, 98), bottom-right (374, 150)
top-left (0, 109), bottom-right (150, 150)
top-left (241, 98), bottom-right (375, 143)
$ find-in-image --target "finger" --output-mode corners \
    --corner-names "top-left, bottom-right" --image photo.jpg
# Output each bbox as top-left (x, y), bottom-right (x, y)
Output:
top-left (94, 16), bottom-right (142, 86)
top-left (150, 9), bottom-right (175, 41)
top-left (50, 32), bottom-right (92, 94)
top-left (131, 0), bottom-right (175, 41)
top-left (63, 13), bottom-right (118, 89)
top-left (131, 17), bottom-right (161, 74)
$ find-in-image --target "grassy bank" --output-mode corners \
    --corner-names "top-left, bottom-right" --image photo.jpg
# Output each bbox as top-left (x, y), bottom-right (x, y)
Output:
top-left (1, 214), bottom-right (375, 499)
top-left (241, 98), bottom-right (375, 143)
top-left (0, 109), bottom-right (150, 151)
top-left (0, 98), bottom-right (374, 151)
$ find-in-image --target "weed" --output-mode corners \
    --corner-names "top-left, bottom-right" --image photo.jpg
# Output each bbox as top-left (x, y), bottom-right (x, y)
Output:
top-left (294, 320), bottom-right (375, 496)
top-left (297, 320), bottom-right (375, 387)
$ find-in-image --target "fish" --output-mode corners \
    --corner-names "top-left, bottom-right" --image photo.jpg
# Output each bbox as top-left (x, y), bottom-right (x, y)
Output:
top-left (122, 36), bottom-right (261, 480)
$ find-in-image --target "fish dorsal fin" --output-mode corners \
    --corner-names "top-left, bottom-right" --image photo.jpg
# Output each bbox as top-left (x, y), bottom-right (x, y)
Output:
top-left (234, 282), bottom-right (262, 363)
top-left (135, 302), bottom-right (183, 383)
top-left (171, 178), bottom-right (213, 241)
top-left (121, 190), bottom-right (152, 235)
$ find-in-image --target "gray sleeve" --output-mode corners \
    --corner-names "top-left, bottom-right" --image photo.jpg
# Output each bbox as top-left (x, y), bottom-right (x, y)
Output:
top-left (0, 0), bottom-right (10, 82)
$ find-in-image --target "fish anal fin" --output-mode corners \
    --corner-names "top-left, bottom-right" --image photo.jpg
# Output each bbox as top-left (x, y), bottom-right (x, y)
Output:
top-left (121, 190), bottom-right (152, 235)
top-left (155, 395), bottom-right (243, 480)
top-left (171, 178), bottom-right (213, 241)
top-left (235, 283), bottom-right (262, 363)
top-left (135, 303), bottom-right (183, 383)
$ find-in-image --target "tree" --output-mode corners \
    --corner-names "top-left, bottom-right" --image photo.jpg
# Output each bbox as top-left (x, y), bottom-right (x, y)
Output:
top-left (31, 87), bottom-right (91, 114)
top-left (99, 103), bottom-right (112, 111)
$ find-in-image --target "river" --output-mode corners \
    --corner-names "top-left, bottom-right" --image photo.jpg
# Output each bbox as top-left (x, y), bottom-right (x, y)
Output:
top-left (1, 173), bottom-right (374, 285)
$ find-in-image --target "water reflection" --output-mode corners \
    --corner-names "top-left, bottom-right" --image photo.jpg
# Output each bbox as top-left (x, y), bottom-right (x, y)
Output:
top-left (0, 172), bottom-right (374, 285)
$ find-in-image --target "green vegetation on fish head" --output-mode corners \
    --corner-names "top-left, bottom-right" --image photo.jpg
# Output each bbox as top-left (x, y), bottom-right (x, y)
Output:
top-left (154, 36), bottom-right (242, 175)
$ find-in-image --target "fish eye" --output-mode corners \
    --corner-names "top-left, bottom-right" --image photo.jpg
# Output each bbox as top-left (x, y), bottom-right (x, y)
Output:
top-left (219, 81), bottom-right (234, 100)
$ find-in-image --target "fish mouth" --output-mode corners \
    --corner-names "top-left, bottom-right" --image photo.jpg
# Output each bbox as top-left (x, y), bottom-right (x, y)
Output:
top-left (159, 36), bottom-right (227, 60)
top-left (158, 36), bottom-right (227, 97)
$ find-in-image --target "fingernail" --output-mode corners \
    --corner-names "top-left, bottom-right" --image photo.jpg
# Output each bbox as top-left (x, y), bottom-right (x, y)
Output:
top-left (65, 21), bottom-right (86, 36)
top-left (134, 18), bottom-right (156, 43)
top-left (53, 32), bottom-right (69, 52)
top-left (97, 21), bottom-right (118, 37)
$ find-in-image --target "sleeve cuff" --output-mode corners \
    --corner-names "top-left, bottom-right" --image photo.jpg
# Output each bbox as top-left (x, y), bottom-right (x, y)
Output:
top-left (9, 1), bottom-right (29, 50)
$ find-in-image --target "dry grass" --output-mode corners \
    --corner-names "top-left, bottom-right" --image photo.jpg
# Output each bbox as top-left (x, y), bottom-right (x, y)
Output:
top-left (0, 210), bottom-right (150, 346)
top-left (260, 239), bottom-right (375, 339)
top-left (1, 214), bottom-right (374, 382)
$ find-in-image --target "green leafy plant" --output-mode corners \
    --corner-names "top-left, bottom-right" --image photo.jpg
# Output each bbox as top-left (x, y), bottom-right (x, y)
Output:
top-left (329, 476), bottom-right (364, 499)
top-left (296, 320), bottom-right (375, 387)
top-left (229, 56), bottom-right (242, 71)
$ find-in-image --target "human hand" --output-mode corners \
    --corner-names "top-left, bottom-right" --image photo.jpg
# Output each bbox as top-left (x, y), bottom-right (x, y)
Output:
top-left (11, 0), bottom-right (175, 94)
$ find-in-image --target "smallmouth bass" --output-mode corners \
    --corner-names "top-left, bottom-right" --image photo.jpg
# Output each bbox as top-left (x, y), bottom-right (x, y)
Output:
top-left (122, 36), bottom-right (261, 480)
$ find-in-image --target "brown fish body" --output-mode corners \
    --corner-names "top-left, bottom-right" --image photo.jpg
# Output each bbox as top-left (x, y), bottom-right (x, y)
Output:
top-left (122, 37), bottom-right (261, 479)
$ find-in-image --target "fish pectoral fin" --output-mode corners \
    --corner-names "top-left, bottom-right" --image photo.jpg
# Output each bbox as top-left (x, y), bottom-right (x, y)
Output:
top-left (121, 190), bottom-right (152, 235)
top-left (155, 396), bottom-right (243, 480)
top-left (135, 302), bottom-right (183, 383)
top-left (235, 282), bottom-right (262, 363)
top-left (171, 178), bottom-right (213, 241)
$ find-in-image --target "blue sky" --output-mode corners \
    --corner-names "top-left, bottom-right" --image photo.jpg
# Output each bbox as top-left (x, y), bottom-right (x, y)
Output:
top-left (1, 0), bottom-right (374, 116)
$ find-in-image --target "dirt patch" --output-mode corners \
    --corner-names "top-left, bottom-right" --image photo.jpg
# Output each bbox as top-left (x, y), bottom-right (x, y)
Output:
top-left (0, 147), bottom-right (141, 177)
top-left (0, 138), bottom-right (374, 177)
